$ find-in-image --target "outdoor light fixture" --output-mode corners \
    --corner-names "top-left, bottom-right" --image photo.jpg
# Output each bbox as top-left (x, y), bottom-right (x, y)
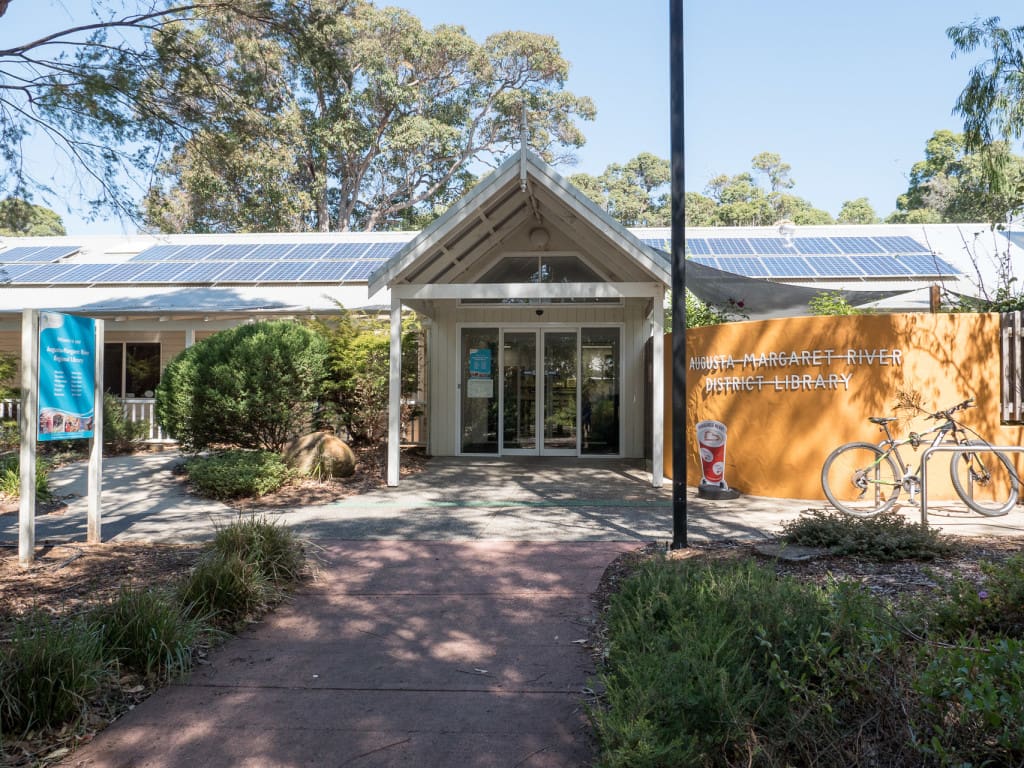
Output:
top-left (529, 227), bottom-right (550, 250)
top-left (113, 316), bottom-right (126, 322)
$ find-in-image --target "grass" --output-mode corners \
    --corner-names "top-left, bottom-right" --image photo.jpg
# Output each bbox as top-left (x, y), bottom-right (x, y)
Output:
top-left (591, 512), bottom-right (1024, 767)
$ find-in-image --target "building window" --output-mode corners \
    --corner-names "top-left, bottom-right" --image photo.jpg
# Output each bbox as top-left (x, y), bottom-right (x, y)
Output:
top-left (104, 343), bottom-right (160, 398)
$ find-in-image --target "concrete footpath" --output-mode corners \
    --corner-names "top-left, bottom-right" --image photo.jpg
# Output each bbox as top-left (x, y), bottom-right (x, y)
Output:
top-left (0, 452), bottom-right (1020, 767)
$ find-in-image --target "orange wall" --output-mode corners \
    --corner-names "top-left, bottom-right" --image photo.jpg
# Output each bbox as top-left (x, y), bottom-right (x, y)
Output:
top-left (665, 312), bottom-right (1023, 499)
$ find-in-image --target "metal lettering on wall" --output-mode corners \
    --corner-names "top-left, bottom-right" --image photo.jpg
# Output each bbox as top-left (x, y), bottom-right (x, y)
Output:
top-left (689, 348), bottom-right (904, 395)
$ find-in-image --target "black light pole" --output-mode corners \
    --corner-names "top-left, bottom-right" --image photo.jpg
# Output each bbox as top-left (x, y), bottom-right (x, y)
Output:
top-left (669, 0), bottom-right (687, 549)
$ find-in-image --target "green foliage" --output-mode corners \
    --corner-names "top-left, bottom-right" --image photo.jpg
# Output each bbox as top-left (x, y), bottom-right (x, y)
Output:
top-left (888, 129), bottom-right (1024, 224)
top-left (665, 289), bottom-right (747, 329)
top-left (695, 152), bottom-right (834, 226)
top-left (808, 290), bottom-right (869, 316)
top-left (103, 393), bottom-right (149, 455)
top-left (140, 1), bottom-right (595, 233)
top-left (178, 552), bottom-right (271, 630)
top-left (209, 514), bottom-right (305, 584)
top-left (781, 508), bottom-right (958, 561)
top-left (310, 307), bottom-right (420, 444)
top-left (156, 321), bottom-right (327, 452)
top-left (0, 198), bottom-right (66, 236)
top-left (913, 637), bottom-right (1024, 766)
top-left (89, 586), bottom-right (204, 682)
top-left (178, 516), bottom-right (305, 629)
top-left (0, 613), bottom-right (106, 738)
top-left (926, 554), bottom-right (1024, 637)
top-left (837, 196), bottom-right (880, 224)
top-left (592, 556), bottom-right (901, 767)
top-left (570, 153), bottom-right (670, 227)
top-left (184, 450), bottom-right (294, 500)
top-left (0, 353), bottom-right (18, 399)
top-left (0, 454), bottom-right (52, 503)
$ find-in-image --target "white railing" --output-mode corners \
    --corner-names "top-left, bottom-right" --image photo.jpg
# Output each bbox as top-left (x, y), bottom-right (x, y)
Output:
top-left (0, 397), bottom-right (172, 444)
top-left (0, 397), bottom-right (427, 447)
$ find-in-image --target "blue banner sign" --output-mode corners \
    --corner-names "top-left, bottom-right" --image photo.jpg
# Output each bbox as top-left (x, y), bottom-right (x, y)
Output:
top-left (38, 312), bottom-right (96, 441)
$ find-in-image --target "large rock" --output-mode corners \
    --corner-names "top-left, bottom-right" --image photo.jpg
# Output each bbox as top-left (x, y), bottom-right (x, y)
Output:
top-left (283, 431), bottom-right (356, 479)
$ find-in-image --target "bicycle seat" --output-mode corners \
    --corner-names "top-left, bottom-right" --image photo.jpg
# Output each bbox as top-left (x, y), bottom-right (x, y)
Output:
top-left (868, 417), bottom-right (898, 425)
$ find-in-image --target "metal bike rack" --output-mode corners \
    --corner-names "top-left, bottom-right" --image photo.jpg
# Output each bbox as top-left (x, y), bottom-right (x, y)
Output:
top-left (918, 444), bottom-right (1024, 524)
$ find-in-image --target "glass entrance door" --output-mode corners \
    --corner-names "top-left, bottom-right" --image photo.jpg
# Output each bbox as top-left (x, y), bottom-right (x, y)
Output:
top-left (499, 330), bottom-right (578, 455)
top-left (542, 331), bottom-right (578, 454)
top-left (502, 332), bottom-right (537, 452)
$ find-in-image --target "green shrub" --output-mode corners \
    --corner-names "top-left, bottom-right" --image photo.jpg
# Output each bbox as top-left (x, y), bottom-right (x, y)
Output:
top-left (311, 308), bottom-right (420, 444)
top-left (178, 551), bottom-right (272, 629)
top-left (781, 507), bottom-right (958, 561)
top-left (591, 556), bottom-right (901, 767)
top-left (89, 586), bottom-right (206, 682)
top-left (103, 393), bottom-right (149, 454)
top-left (184, 450), bottom-right (294, 500)
top-left (0, 613), bottom-right (106, 738)
top-left (924, 553), bottom-right (1024, 637)
top-left (0, 453), bottom-right (52, 503)
top-left (156, 321), bottom-right (328, 451)
top-left (210, 515), bottom-right (305, 584)
top-left (912, 637), bottom-right (1024, 766)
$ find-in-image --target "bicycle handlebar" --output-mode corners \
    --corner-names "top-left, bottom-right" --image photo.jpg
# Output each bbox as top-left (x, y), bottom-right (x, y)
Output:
top-left (927, 398), bottom-right (974, 420)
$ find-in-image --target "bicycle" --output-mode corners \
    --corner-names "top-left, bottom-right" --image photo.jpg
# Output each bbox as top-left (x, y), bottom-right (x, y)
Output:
top-left (821, 399), bottom-right (1020, 518)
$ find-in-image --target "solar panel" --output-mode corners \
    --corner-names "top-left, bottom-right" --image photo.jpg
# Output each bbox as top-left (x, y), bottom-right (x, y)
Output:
top-left (804, 256), bottom-right (861, 277)
top-left (301, 261), bottom-right (357, 281)
top-left (717, 257), bottom-right (769, 277)
top-left (0, 264), bottom-right (40, 281)
top-left (832, 236), bottom-right (882, 254)
top-left (14, 264), bottom-right (77, 282)
top-left (708, 238), bottom-right (752, 255)
top-left (685, 238), bottom-right (710, 255)
top-left (216, 262), bottom-right (275, 281)
top-left (849, 256), bottom-right (913, 276)
top-left (873, 236), bottom-right (930, 254)
top-left (277, 243), bottom-right (333, 260)
top-left (29, 246), bottom-right (80, 262)
top-left (747, 238), bottom-right (792, 254)
top-left (206, 244), bottom-right (258, 261)
top-left (1001, 231), bottom-right (1024, 249)
top-left (136, 263), bottom-right (192, 282)
top-left (130, 245), bottom-right (185, 262)
top-left (792, 237), bottom-right (841, 255)
top-left (58, 264), bottom-right (118, 283)
top-left (0, 247), bottom-right (43, 263)
top-left (177, 262), bottom-right (230, 282)
top-left (359, 242), bottom-right (406, 259)
top-left (760, 257), bottom-right (814, 277)
top-left (899, 255), bottom-right (959, 275)
top-left (344, 259), bottom-right (390, 281)
top-left (91, 263), bottom-right (154, 283)
top-left (640, 237), bottom-right (670, 251)
top-left (257, 261), bottom-right (316, 281)
top-left (324, 243), bottom-right (370, 259)
top-left (246, 244), bottom-right (298, 260)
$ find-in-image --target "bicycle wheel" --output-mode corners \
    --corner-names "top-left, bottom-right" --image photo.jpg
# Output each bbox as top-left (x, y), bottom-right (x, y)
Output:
top-left (822, 441), bottom-right (901, 517)
top-left (949, 440), bottom-right (1020, 516)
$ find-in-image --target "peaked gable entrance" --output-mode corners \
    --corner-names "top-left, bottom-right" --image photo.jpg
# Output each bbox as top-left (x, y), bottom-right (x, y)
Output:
top-left (369, 150), bottom-right (669, 487)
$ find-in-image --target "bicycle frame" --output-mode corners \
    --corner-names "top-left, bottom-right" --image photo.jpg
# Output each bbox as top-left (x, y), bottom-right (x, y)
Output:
top-left (873, 418), bottom-right (963, 501)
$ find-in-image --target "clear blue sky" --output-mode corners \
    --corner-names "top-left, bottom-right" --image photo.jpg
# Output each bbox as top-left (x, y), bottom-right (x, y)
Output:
top-left (4, 0), bottom-right (1023, 233)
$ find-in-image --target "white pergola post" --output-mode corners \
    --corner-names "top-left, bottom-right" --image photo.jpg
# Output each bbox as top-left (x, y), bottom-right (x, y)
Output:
top-left (651, 291), bottom-right (665, 488)
top-left (19, 309), bottom-right (38, 565)
top-left (87, 319), bottom-right (104, 544)
top-left (386, 295), bottom-right (402, 487)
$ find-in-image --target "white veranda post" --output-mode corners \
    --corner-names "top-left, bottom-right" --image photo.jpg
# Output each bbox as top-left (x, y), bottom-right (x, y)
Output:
top-left (651, 289), bottom-right (665, 488)
top-left (387, 295), bottom-right (402, 486)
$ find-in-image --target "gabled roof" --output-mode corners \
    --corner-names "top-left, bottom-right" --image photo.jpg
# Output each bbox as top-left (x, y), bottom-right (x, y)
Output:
top-left (367, 149), bottom-right (671, 296)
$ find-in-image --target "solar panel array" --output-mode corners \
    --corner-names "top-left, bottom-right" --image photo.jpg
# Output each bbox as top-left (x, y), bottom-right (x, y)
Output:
top-left (0, 245), bottom-right (81, 263)
top-left (638, 235), bottom-right (960, 279)
top-left (0, 241), bottom-right (407, 286)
